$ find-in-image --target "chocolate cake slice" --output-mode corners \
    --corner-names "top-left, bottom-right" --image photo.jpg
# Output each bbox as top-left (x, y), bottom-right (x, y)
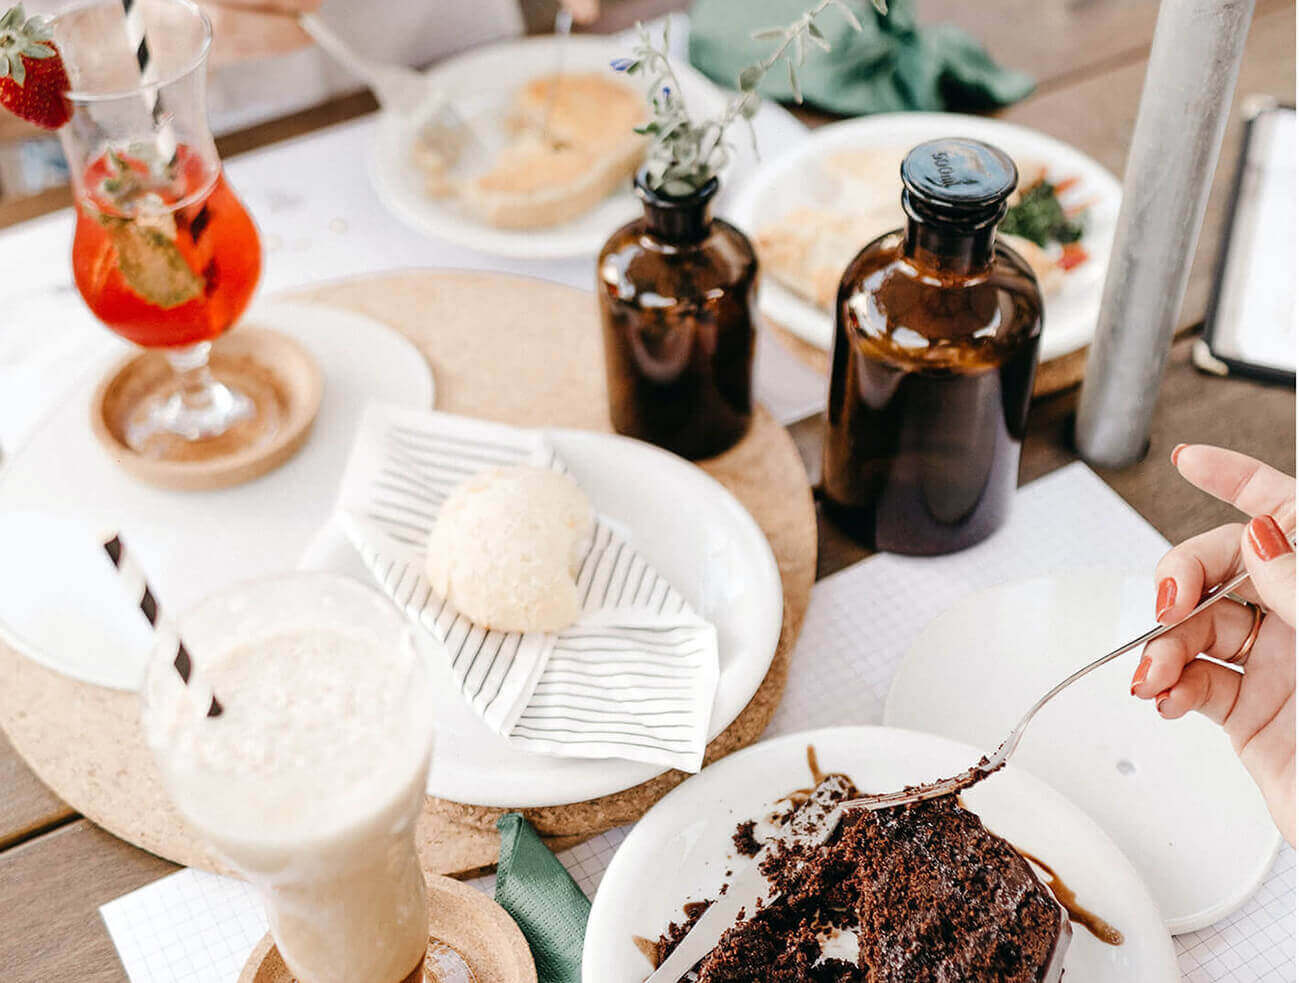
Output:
top-left (662, 776), bottom-right (1070, 983)
top-left (841, 796), bottom-right (1071, 982)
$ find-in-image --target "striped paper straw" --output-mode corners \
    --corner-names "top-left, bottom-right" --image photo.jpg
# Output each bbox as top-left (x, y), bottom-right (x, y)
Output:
top-left (120, 0), bottom-right (177, 166)
top-left (103, 535), bottom-right (222, 718)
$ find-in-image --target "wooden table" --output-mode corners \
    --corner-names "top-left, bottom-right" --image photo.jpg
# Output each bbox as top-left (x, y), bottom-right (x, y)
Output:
top-left (0, 1), bottom-right (1294, 978)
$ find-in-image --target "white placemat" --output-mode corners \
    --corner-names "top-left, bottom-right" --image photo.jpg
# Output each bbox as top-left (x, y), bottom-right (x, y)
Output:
top-left (100, 463), bottom-right (1295, 982)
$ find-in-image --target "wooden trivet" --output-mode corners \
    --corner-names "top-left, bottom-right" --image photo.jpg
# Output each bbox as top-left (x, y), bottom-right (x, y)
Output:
top-left (0, 271), bottom-right (817, 877)
top-left (766, 317), bottom-right (1088, 399)
top-left (238, 875), bottom-right (536, 983)
top-left (91, 328), bottom-right (323, 491)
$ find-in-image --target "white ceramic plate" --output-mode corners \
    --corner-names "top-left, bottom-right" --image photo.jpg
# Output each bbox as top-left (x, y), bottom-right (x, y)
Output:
top-left (0, 301), bottom-right (434, 691)
top-left (368, 35), bottom-right (748, 259)
top-left (586, 726), bottom-right (1178, 982)
top-left (883, 571), bottom-right (1282, 933)
top-left (303, 426), bottom-right (784, 808)
top-left (729, 112), bottom-right (1122, 362)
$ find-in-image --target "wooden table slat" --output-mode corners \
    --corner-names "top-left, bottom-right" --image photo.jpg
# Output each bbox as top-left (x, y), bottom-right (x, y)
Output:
top-left (0, 821), bottom-right (176, 983)
top-left (0, 733), bottom-right (72, 851)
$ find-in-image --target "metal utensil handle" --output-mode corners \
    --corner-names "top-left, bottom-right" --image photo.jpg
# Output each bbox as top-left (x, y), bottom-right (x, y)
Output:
top-left (1005, 567), bottom-right (1256, 753)
top-left (299, 14), bottom-right (381, 88)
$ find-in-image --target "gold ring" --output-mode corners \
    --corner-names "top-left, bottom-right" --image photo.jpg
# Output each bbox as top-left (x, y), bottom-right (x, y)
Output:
top-left (1226, 600), bottom-right (1265, 665)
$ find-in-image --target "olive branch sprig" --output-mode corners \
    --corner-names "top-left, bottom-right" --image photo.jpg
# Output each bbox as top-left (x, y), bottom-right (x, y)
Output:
top-left (612, 0), bottom-right (881, 196)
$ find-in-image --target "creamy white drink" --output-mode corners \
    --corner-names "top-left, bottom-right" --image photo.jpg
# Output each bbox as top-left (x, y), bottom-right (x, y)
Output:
top-left (143, 574), bottom-right (435, 983)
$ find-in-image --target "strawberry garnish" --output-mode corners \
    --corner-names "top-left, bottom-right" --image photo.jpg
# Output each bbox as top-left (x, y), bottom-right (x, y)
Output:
top-left (0, 5), bottom-right (70, 130)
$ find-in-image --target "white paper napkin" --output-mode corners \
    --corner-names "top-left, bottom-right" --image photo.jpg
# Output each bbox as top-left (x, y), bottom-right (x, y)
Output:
top-left (336, 404), bottom-right (719, 772)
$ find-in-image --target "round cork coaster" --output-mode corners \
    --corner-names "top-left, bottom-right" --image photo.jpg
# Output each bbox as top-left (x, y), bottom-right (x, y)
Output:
top-left (0, 270), bottom-right (816, 877)
top-left (90, 328), bottom-right (323, 491)
top-left (238, 875), bottom-right (536, 983)
top-left (766, 317), bottom-right (1087, 398)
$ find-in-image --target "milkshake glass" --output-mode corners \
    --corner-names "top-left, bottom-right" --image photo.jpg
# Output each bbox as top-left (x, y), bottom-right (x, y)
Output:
top-left (142, 573), bottom-right (435, 983)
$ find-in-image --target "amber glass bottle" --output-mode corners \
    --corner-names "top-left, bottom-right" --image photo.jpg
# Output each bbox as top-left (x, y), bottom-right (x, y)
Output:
top-left (822, 139), bottom-right (1043, 555)
top-left (597, 170), bottom-right (758, 460)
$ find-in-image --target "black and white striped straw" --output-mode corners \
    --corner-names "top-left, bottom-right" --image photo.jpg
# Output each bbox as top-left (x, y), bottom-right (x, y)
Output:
top-left (103, 535), bottom-right (222, 718)
top-left (119, 0), bottom-right (177, 165)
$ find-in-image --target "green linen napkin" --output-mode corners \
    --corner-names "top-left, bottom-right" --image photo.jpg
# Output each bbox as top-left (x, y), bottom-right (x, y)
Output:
top-left (495, 813), bottom-right (592, 983)
top-left (688, 0), bottom-right (1035, 116)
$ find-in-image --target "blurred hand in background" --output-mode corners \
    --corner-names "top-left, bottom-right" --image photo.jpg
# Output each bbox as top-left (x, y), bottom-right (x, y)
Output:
top-left (199, 0), bottom-right (321, 66)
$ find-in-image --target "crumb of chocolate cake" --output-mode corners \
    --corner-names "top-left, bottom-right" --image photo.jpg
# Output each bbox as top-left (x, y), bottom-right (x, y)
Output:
top-left (732, 820), bottom-right (761, 857)
top-left (633, 935), bottom-right (660, 968)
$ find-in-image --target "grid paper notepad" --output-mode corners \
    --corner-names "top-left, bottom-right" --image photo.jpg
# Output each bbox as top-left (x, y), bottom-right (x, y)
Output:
top-left (101, 463), bottom-right (1294, 982)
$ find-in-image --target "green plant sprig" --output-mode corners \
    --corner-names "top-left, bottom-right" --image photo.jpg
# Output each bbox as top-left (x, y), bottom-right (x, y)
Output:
top-left (613, 0), bottom-right (880, 196)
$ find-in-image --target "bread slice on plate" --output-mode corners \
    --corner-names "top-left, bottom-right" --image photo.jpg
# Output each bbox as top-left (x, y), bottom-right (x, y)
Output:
top-left (454, 72), bottom-right (646, 230)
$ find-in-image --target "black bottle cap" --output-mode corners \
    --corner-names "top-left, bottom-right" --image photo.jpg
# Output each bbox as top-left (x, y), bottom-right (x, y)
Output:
top-left (901, 138), bottom-right (1018, 230)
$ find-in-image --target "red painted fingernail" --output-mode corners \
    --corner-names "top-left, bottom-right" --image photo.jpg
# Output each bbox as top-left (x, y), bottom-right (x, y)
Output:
top-left (1171, 443), bottom-right (1188, 466)
top-left (1247, 515), bottom-right (1292, 562)
top-left (1156, 578), bottom-right (1177, 621)
top-left (1130, 656), bottom-right (1151, 695)
top-left (1155, 690), bottom-right (1172, 715)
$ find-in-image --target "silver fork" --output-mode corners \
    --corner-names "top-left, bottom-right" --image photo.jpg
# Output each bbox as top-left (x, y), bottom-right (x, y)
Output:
top-left (299, 14), bottom-right (484, 170)
top-left (840, 568), bottom-right (1259, 813)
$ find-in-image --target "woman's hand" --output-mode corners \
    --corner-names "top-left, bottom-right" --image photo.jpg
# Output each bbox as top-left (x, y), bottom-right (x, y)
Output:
top-left (1130, 444), bottom-right (1295, 845)
top-left (199, 0), bottom-right (320, 67)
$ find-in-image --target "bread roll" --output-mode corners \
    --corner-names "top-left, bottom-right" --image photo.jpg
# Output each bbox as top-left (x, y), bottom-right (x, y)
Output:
top-left (425, 465), bottom-right (595, 633)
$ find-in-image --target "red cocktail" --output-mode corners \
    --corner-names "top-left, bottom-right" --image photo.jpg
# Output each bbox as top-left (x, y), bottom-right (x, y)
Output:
top-left (72, 146), bottom-right (260, 349)
top-left (49, 0), bottom-right (269, 455)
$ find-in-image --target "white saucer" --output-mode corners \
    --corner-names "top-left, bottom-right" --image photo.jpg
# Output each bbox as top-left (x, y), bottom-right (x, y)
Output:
top-left (0, 301), bottom-right (434, 691)
top-left (585, 726), bottom-right (1178, 982)
top-left (368, 35), bottom-right (745, 260)
top-left (303, 426), bottom-right (784, 808)
top-left (883, 570), bottom-right (1281, 933)
top-left (728, 112), bottom-right (1122, 362)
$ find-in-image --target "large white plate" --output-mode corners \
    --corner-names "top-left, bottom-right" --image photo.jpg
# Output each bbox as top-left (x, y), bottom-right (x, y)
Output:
top-left (883, 571), bottom-right (1281, 933)
top-left (303, 426), bottom-right (784, 807)
top-left (729, 112), bottom-right (1122, 362)
top-left (586, 726), bottom-right (1178, 982)
top-left (368, 35), bottom-right (748, 260)
top-left (0, 301), bottom-right (434, 691)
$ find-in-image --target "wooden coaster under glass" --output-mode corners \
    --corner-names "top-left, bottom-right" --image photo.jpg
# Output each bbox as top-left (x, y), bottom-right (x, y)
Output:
top-left (91, 328), bottom-right (322, 491)
top-left (238, 877), bottom-right (536, 983)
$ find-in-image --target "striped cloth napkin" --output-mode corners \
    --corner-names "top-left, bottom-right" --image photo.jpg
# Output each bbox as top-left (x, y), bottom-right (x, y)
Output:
top-left (336, 404), bottom-right (719, 772)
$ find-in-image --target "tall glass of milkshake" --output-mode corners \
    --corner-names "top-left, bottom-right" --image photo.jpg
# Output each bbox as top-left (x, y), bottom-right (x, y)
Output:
top-left (142, 573), bottom-right (435, 983)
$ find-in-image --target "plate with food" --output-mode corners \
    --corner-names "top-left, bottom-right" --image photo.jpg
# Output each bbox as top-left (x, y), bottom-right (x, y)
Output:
top-left (368, 35), bottom-right (743, 259)
top-left (729, 113), bottom-right (1122, 362)
top-left (311, 405), bottom-right (785, 807)
top-left (585, 726), bottom-right (1178, 982)
top-left (884, 570), bottom-right (1282, 933)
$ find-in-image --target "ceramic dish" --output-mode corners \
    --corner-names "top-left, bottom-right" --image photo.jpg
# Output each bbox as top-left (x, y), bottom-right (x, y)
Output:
top-left (585, 726), bottom-right (1179, 982)
top-left (0, 301), bottom-right (434, 691)
top-left (883, 570), bottom-right (1281, 933)
top-left (369, 35), bottom-right (750, 259)
top-left (303, 426), bottom-right (784, 808)
top-left (729, 112), bottom-right (1122, 362)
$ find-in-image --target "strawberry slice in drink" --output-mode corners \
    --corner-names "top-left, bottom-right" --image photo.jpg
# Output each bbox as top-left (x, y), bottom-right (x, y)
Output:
top-left (0, 4), bottom-right (70, 130)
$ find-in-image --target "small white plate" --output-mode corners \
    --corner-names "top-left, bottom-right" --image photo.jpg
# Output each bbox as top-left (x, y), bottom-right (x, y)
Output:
top-left (883, 571), bottom-right (1281, 933)
top-left (0, 301), bottom-right (434, 691)
top-left (304, 426), bottom-right (784, 808)
top-left (368, 35), bottom-right (744, 260)
top-left (586, 726), bottom-right (1178, 982)
top-left (729, 112), bottom-right (1122, 362)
